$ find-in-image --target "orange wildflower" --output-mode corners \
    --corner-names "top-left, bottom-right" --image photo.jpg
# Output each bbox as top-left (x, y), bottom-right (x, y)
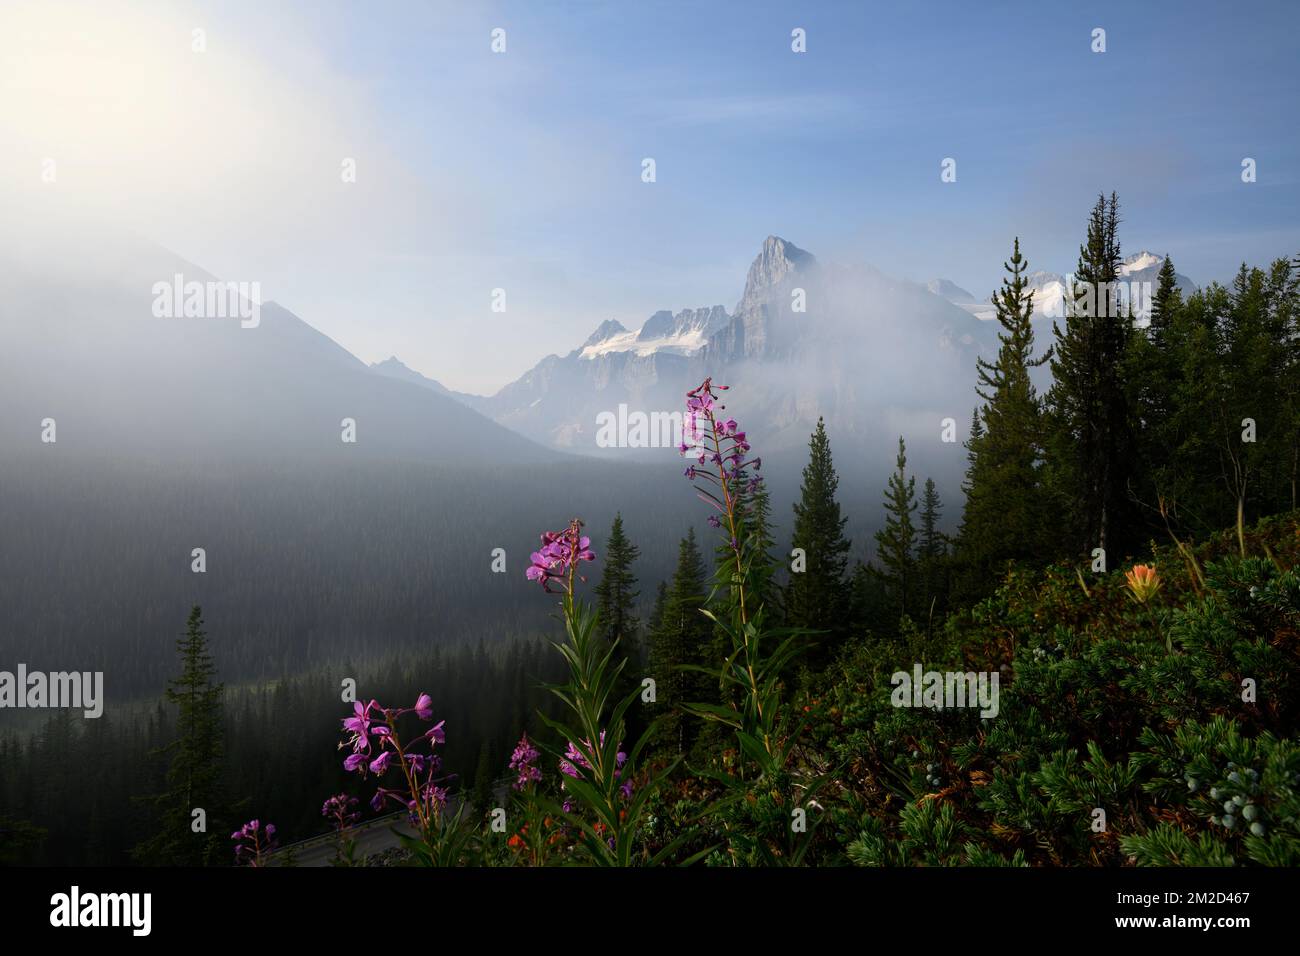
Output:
top-left (1125, 564), bottom-right (1161, 604)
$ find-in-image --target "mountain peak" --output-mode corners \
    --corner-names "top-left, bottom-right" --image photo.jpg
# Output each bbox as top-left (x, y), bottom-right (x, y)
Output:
top-left (926, 278), bottom-right (976, 303)
top-left (738, 236), bottom-right (815, 312)
top-left (756, 235), bottom-right (813, 272)
top-left (369, 355), bottom-right (451, 395)
top-left (583, 319), bottom-right (629, 348)
top-left (1120, 250), bottom-right (1168, 274)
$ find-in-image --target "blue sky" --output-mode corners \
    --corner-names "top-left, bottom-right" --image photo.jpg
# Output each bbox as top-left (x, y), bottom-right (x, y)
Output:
top-left (6, 0), bottom-right (1297, 392)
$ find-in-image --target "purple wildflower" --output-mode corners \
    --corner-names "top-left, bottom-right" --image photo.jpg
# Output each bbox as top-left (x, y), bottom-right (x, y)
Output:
top-left (525, 520), bottom-right (596, 594)
top-left (322, 793), bottom-right (361, 832)
top-left (336, 697), bottom-right (453, 834)
top-left (231, 819), bottom-right (278, 867)
top-left (509, 733), bottom-right (543, 791)
top-left (343, 752), bottom-right (367, 774)
top-left (681, 378), bottom-right (762, 554)
top-left (426, 720), bottom-right (446, 744)
top-left (341, 699), bottom-right (378, 753)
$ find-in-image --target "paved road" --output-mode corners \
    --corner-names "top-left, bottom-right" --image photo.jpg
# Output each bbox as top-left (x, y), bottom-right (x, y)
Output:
top-left (270, 811), bottom-right (414, 867)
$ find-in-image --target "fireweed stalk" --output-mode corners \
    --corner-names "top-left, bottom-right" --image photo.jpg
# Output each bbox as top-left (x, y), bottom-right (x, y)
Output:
top-left (338, 694), bottom-right (474, 866)
top-left (524, 519), bottom-right (687, 865)
top-left (321, 793), bottom-right (361, 866)
top-left (681, 379), bottom-right (823, 865)
top-left (231, 819), bottom-right (277, 867)
top-left (680, 379), bottom-right (799, 765)
top-left (503, 732), bottom-right (554, 866)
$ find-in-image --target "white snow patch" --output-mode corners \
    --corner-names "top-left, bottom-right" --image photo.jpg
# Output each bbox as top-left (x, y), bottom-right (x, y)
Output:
top-left (579, 327), bottom-right (710, 359)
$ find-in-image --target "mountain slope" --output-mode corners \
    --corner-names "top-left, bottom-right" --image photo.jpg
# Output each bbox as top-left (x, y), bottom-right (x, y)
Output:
top-left (0, 236), bottom-right (559, 466)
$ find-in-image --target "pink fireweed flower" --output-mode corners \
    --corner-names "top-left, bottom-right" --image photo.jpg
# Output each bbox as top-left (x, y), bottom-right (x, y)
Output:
top-left (342, 752), bottom-right (367, 773)
top-left (231, 819), bottom-right (278, 867)
top-left (341, 699), bottom-right (379, 753)
top-left (525, 519), bottom-right (596, 594)
top-left (322, 793), bottom-right (361, 832)
top-left (681, 378), bottom-right (762, 553)
top-left (336, 697), bottom-right (453, 834)
top-left (509, 733), bottom-right (543, 790)
top-left (558, 732), bottom-right (631, 803)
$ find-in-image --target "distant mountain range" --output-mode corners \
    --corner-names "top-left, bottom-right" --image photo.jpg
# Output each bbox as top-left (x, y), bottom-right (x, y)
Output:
top-left (926, 251), bottom-right (1198, 323)
top-left (376, 237), bottom-right (998, 488)
top-left (2, 231), bottom-right (1199, 494)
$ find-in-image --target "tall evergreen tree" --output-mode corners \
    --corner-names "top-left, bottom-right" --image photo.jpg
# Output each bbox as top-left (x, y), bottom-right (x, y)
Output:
top-left (785, 418), bottom-right (851, 661)
top-left (1128, 253), bottom-right (1187, 530)
top-left (648, 530), bottom-right (710, 756)
top-left (133, 606), bottom-right (227, 866)
top-left (1148, 254), bottom-right (1183, 348)
top-left (1216, 264), bottom-right (1288, 552)
top-left (595, 514), bottom-right (645, 737)
top-left (848, 559), bottom-right (892, 641)
top-left (917, 477), bottom-right (948, 622)
top-left (874, 436), bottom-right (918, 621)
top-left (647, 580), bottom-right (668, 638)
top-left (958, 406), bottom-right (984, 545)
top-left (960, 237), bottom-right (1052, 589)
top-left (595, 513), bottom-right (641, 653)
top-left (1046, 192), bottom-right (1138, 559)
top-left (472, 739), bottom-right (494, 813)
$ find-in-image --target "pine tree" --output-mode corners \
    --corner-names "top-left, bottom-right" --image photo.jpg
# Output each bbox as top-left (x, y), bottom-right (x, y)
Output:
top-left (648, 530), bottom-right (710, 756)
top-left (874, 436), bottom-right (918, 621)
top-left (472, 739), bottom-right (494, 813)
top-left (848, 560), bottom-right (891, 640)
top-left (917, 477), bottom-right (948, 622)
top-left (647, 580), bottom-right (668, 637)
top-left (714, 467), bottom-right (779, 612)
top-left (595, 514), bottom-right (645, 738)
top-left (958, 406), bottom-right (984, 542)
top-left (1046, 193), bottom-right (1138, 559)
top-left (133, 606), bottom-right (227, 866)
top-left (1149, 254), bottom-right (1182, 348)
top-left (595, 513), bottom-right (641, 654)
top-left (959, 237), bottom-right (1052, 590)
top-left (1128, 254), bottom-right (1186, 528)
top-left (1216, 263), bottom-right (1287, 553)
top-left (785, 418), bottom-right (851, 661)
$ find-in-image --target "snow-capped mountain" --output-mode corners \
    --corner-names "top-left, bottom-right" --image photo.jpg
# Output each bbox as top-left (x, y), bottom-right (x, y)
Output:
top-left (925, 278), bottom-right (977, 304)
top-left (412, 236), bottom-right (998, 489)
top-left (929, 251), bottom-right (1197, 324)
top-left (578, 306), bottom-right (730, 359)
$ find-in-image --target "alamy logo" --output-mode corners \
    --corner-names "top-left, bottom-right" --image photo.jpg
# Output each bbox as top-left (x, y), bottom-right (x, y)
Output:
top-left (595, 403), bottom-right (706, 451)
top-left (890, 664), bottom-right (999, 718)
top-left (151, 273), bottom-right (261, 328)
top-left (0, 664), bottom-right (103, 718)
top-left (1044, 278), bottom-right (1154, 321)
top-left (50, 886), bottom-right (151, 936)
